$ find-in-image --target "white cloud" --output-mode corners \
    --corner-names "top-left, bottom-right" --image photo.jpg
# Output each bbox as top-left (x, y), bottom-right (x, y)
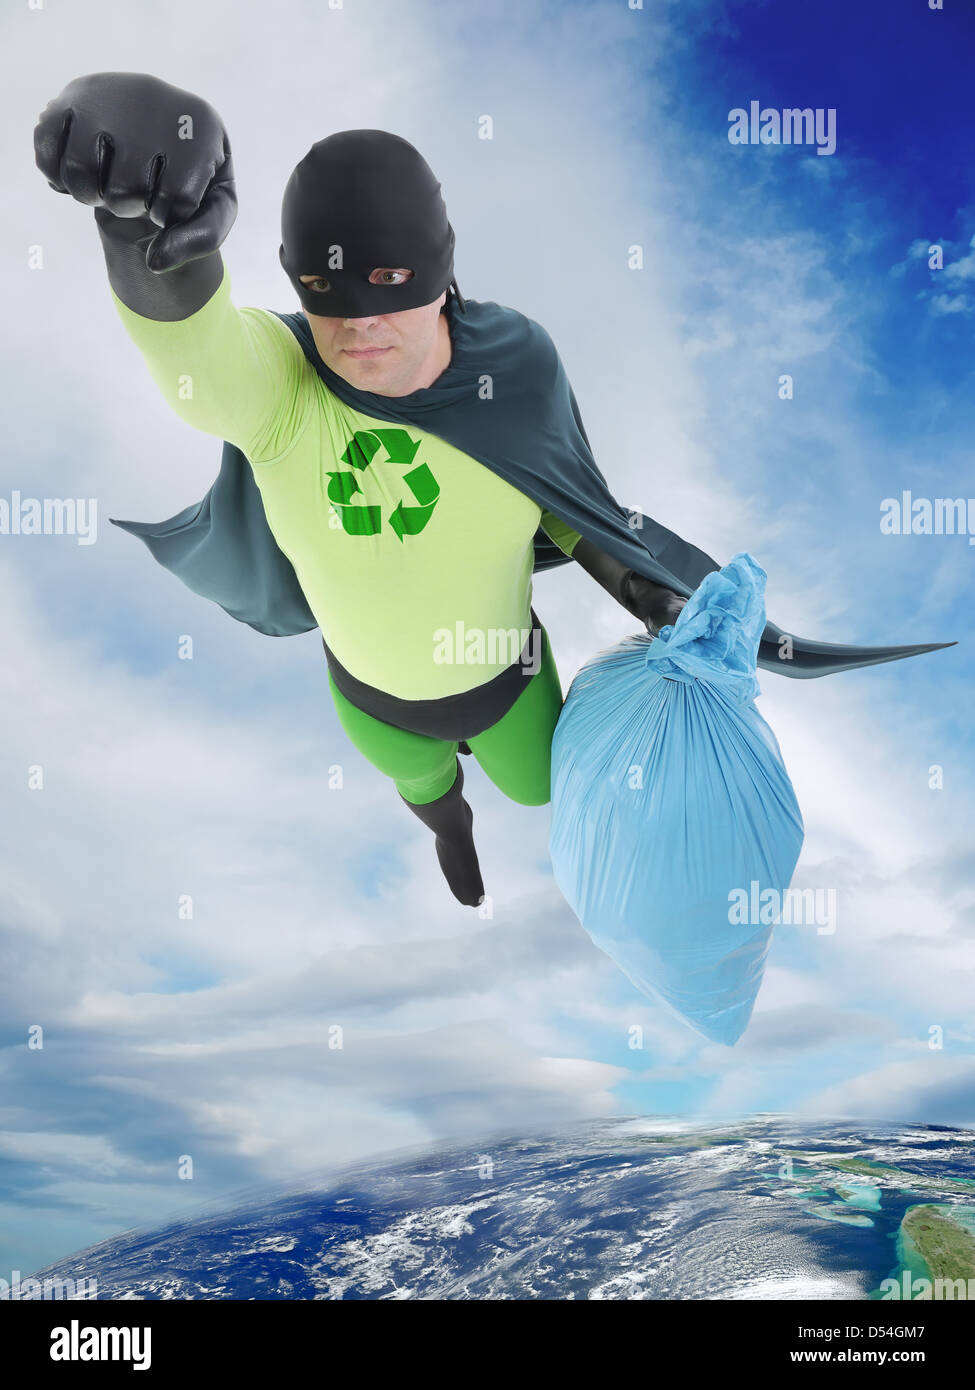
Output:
top-left (802, 1056), bottom-right (975, 1127)
top-left (3, 0), bottom-right (972, 1280)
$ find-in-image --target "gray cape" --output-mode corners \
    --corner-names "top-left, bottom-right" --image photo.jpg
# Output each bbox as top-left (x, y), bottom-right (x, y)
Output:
top-left (111, 295), bottom-right (952, 677)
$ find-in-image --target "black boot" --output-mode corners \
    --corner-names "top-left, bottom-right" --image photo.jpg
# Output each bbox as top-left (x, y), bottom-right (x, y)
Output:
top-left (399, 758), bottom-right (485, 907)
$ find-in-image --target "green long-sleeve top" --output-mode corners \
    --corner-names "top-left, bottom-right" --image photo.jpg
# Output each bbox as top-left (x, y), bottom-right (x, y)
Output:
top-left (109, 269), bottom-right (581, 699)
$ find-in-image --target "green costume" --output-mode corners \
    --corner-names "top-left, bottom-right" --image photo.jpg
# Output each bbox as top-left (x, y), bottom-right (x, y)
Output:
top-left (30, 76), bottom-right (755, 906)
top-left (327, 621), bottom-right (564, 808)
top-left (108, 271), bottom-right (577, 821)
top-left (109, 273), bottom-right (581, 699)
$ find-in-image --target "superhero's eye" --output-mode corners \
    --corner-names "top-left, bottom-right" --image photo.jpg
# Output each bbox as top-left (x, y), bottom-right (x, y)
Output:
top-left (305, 277), bottom-right (330, 293)
top-left (368, 268), bottom-right (414, 286)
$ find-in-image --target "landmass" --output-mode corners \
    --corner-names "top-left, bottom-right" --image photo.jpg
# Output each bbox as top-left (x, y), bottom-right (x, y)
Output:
top-left (902, 1205), bottom-right (975, 1284)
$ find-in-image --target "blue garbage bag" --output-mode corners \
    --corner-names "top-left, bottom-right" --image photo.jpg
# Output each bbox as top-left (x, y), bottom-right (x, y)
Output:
top-left (549, 552), bottom-right (804, 1045)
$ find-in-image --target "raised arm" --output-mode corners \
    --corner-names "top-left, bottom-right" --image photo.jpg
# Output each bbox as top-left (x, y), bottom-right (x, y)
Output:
top-left (34, 71), bottom-right (308, 460)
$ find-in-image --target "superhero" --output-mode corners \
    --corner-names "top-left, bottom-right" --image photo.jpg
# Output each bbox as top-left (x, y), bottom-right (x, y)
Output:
top-left (33, 73), bottom-right (953, 905)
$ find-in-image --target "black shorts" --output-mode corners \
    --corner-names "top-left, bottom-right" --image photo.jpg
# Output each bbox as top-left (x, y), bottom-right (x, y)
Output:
top-left (322, 608), bottom-right (544, 740)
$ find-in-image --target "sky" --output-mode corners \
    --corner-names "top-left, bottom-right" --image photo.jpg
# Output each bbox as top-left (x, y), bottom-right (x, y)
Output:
top-left (1, 0), bottom-right (973, 1276)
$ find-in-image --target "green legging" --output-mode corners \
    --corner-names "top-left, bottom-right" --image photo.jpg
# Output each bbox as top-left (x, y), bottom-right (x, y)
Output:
top-left (327, 623), bottom-right (565, 806)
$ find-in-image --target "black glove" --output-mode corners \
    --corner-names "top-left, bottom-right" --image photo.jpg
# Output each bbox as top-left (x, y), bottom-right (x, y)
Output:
top-left (572, 537), bottom-right (688, 636)
top-left (34, 72), bottom-right (237, 318)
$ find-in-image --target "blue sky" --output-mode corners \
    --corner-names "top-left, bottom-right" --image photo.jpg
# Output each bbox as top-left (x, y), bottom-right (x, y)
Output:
top-left (1, 0), bottom-right (973, 1277)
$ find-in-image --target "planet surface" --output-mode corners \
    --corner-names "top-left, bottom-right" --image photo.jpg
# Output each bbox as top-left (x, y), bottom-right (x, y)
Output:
top-left (13, 1116), bottom-right (975, 1300)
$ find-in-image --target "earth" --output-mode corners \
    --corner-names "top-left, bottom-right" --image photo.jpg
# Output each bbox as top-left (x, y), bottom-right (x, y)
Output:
top-left (14, 1116), bottom-right (975, 1300)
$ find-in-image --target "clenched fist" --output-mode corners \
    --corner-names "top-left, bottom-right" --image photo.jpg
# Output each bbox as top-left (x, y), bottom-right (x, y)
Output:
top-left (33, 71), bottom-right (237, 272)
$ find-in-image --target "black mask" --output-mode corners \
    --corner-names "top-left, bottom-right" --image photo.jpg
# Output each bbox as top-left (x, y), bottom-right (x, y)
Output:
top-left (279, 128), bottom-right (464, 319)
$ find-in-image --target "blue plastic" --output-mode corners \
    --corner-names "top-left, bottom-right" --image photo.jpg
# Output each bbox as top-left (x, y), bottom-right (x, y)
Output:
top-left (549, 553), bottom-right (804, 1045)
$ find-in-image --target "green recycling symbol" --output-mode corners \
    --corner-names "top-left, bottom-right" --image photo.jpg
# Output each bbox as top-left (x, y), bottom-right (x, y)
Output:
top-left (327, 427), bottom-right (440, 541)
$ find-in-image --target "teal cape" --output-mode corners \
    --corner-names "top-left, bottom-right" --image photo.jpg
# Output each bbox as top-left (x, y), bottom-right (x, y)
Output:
top-left (110, 295), bottom-right (951, 677)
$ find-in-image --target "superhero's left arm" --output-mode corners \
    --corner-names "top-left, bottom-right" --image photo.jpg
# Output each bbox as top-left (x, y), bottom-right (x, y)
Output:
top-left (542, 514), bottom-right (687, 635)
top-left (539, 510), bottom-right (581, 557)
